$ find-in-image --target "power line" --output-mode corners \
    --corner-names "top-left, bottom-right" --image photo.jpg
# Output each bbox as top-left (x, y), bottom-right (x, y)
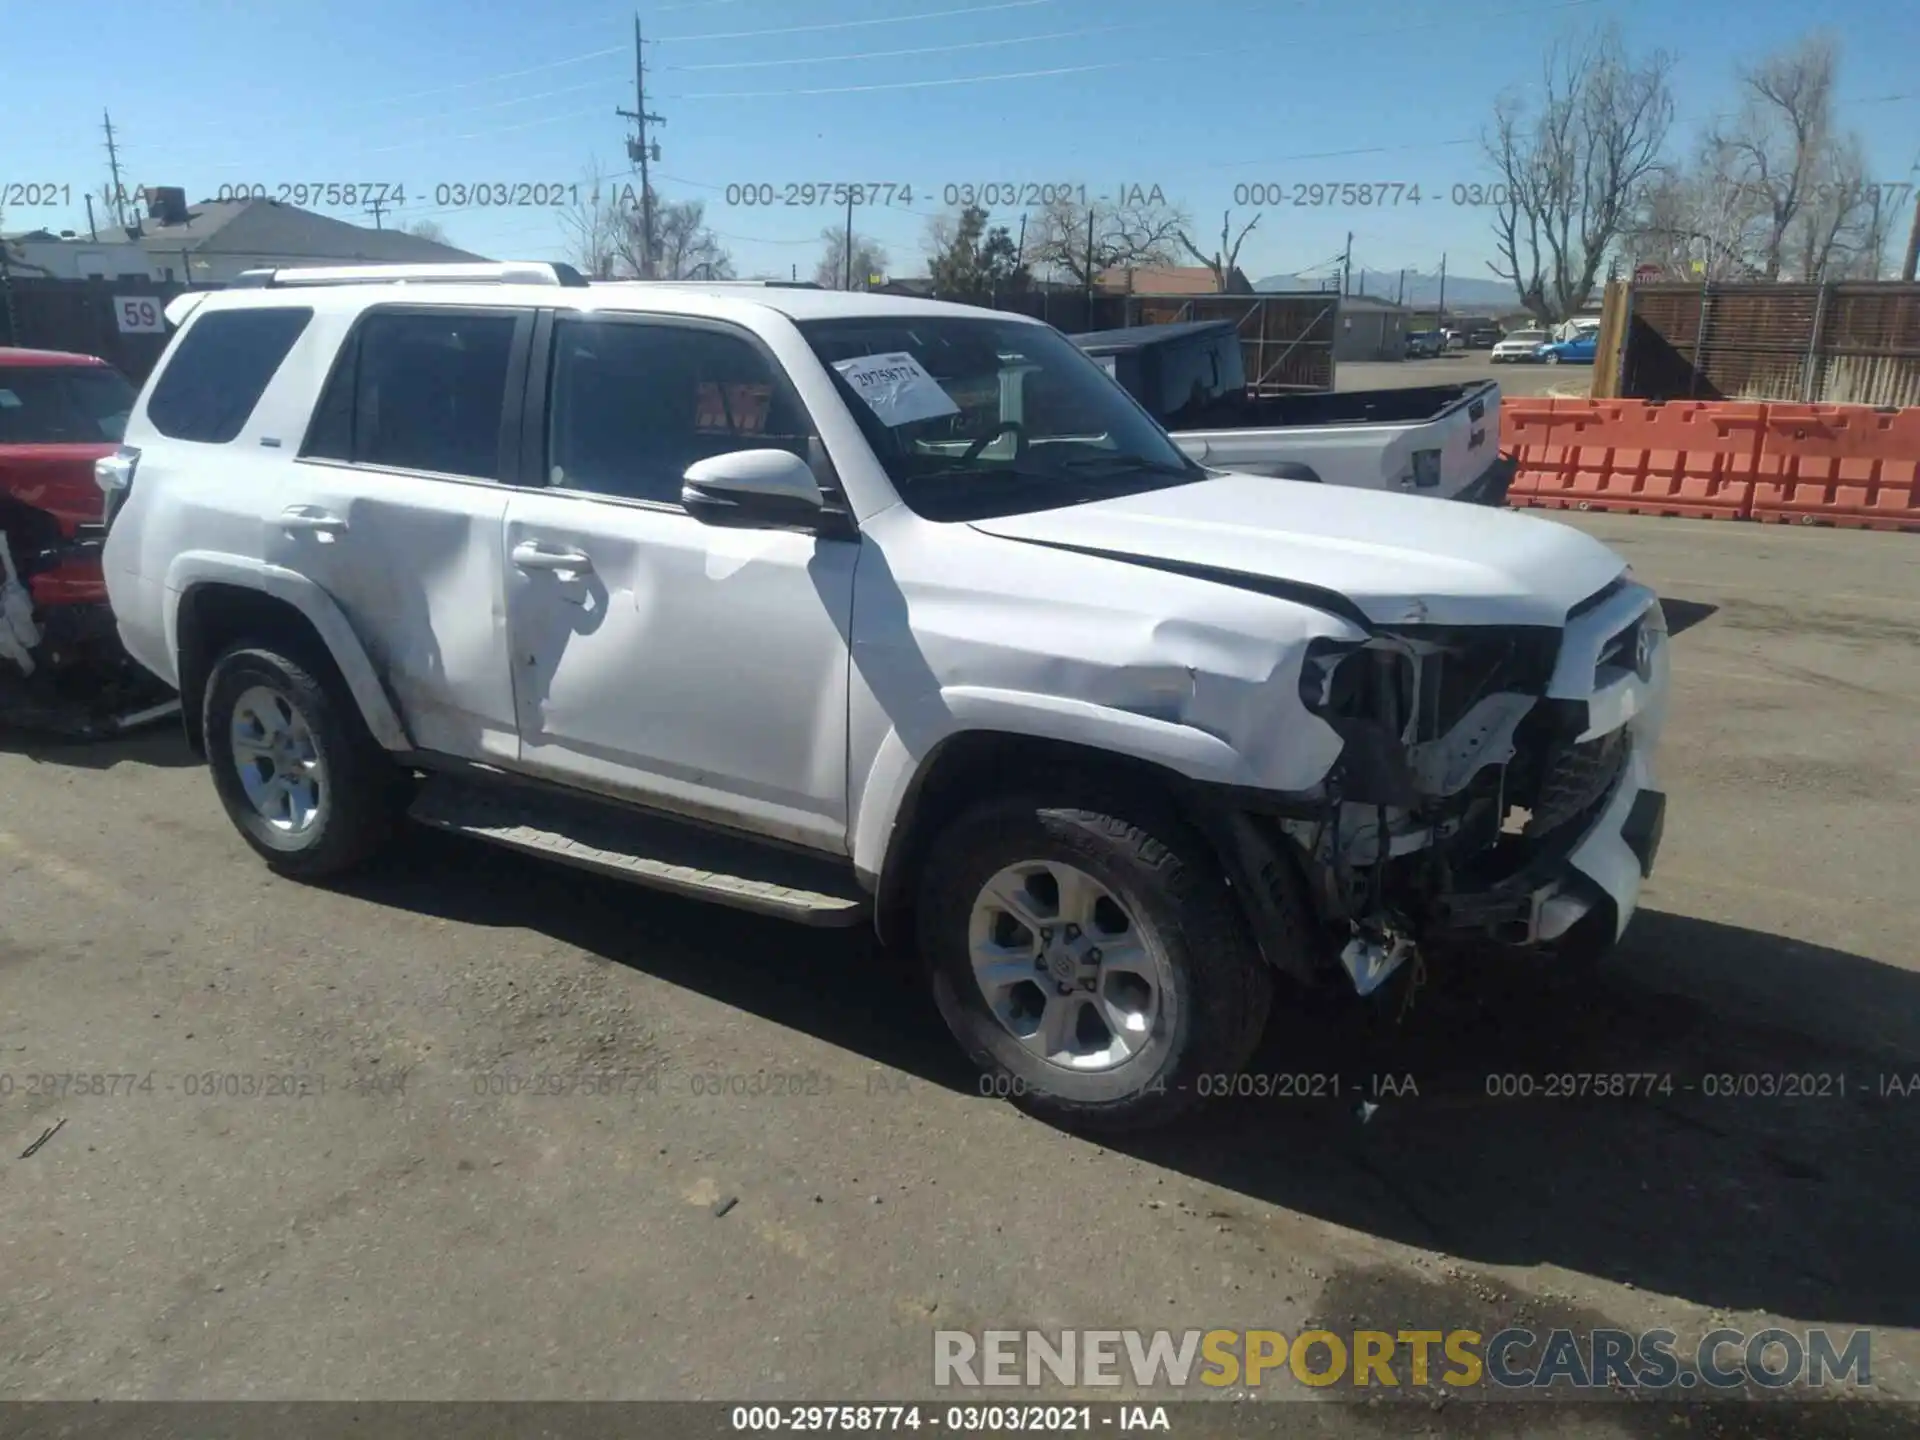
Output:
top-left (657, 0), bottom-right (1058, 44)
top-left (348, 46), bottom-right (627, 109)
top-left (665, 0), bottom-right (1603, 101)
top-left (676, 59), bottom-right (1121, 100)
top-left (663, 23), bottom-right (1139, 72)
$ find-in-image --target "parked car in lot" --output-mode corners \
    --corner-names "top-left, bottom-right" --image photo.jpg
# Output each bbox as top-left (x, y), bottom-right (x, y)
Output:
top-left (1403, 330), bottom-right (1444, 359)
top-left (1463, 322), bottom-right (1504, 349)
top-left (1072, 320), bottom-right (1513, 505)
top-left (102, 263), bottom-right (1670, 1131)
top-left (1538, 332), bottom-right (1599, 365)
top-left (1491, 329), bottom-right (1552, 363)
top-left (0, 346), bottom-right (173, 731)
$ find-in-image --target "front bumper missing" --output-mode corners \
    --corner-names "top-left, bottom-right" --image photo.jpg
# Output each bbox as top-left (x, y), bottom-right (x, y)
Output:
top-left (1431, 590), bottom-right (1670, 954)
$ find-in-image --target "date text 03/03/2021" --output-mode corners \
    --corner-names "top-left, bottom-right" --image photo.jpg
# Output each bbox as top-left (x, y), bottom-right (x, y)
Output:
top-left (728, 1406), bottom-right (1170, 1432)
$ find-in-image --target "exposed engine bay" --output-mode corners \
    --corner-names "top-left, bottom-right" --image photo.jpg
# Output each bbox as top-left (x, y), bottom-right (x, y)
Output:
top-left (1280, 579), bottom-right (1668, 994)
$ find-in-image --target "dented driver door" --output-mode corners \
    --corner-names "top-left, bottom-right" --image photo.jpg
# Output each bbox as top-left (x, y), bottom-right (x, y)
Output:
top-left (503, 312), bottom-right (857, 853)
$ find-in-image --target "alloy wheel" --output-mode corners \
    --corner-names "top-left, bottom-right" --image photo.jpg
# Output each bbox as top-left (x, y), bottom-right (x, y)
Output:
top-left (966, 860), bottom-right (1171, 1073)
top-left (228, 684), bottom-right (327, 835)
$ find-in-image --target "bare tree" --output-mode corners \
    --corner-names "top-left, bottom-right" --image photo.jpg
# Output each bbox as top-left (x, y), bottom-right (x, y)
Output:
top-left (1713, 38), bottom-right (1893, 279)
top-left (557, 163), bottom-right (734, 281)
top-left (1486, 26), bottom-right (1675, 324)
top-left (814, 226), bottom-right (888, 290)
top-left (1621, 162), bottom-right (1761, 281)
top-left (1028, 188), bottom-right (1188, 287)
top-left (1629, 37), bottom-right (1892, 282)
top-left (1175, 210), bottom-right (1260, 293)
top-left (1708, 36), bottom-right (1838, 280)
top-left (651, 196), bottom-right (735, 281)
top-left (402, 218), bottom-right (452, 246)
top-left (561, 161), bottom-right (629, 279)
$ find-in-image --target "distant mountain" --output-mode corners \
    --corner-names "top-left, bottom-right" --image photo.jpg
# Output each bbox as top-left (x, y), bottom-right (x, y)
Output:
top-left (1253, 271), bottom-right (1517, 310)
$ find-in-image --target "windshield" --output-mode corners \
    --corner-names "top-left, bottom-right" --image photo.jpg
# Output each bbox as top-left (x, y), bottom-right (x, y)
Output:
top-left (1506, 331), bottom-right (1549, 345)
top-left (0, 365), bottom-right (136, 445)
top-left (797, 316), bottom-right (1202, 521)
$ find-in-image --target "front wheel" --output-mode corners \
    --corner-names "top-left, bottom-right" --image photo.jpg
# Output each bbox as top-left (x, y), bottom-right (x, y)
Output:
top-left (917, 793), bottom-right (1273, 1132)
top-left (203, 644), bottom-right (405, 879)
top-left (1544, 351), bottom-right (1562, 366)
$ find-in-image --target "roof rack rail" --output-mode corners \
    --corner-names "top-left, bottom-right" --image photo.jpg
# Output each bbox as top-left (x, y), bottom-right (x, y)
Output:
top-left (591, 278), bottom-right (824, 289)
top-left (230, 261), bottom-right (590, 289)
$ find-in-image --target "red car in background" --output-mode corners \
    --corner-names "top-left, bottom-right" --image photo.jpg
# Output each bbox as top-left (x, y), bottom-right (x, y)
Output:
top-left (1, 346), bottom-right (173, 732)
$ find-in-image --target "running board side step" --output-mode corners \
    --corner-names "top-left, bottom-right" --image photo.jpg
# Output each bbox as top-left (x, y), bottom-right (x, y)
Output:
top-left (407, 773), bottom-right (869, 927)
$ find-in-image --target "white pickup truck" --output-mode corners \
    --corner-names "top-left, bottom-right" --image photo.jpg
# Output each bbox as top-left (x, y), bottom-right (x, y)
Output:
top-left (1072, 320), bottom-right (1514, 505)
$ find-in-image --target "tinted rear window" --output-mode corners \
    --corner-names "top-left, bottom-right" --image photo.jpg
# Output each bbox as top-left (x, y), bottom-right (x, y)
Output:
top-left (304, 310), bottom-right (518, 480)
top-left (145, 307), bottom-right (312, 443)
top-left (0, 366), bottom-right (137, 444)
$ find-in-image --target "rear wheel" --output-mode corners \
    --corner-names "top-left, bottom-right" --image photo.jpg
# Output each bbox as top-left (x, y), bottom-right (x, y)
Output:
top-left (917, 793), bottom-right (1273, 1132)
top-left (203, 644), bottom-right (404, 878)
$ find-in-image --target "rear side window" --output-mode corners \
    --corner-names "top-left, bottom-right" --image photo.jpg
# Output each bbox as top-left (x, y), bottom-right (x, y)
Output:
top-left (145, 307), bottom-right (312, 443)
top-left (306, 310), bottom-right (517, 480)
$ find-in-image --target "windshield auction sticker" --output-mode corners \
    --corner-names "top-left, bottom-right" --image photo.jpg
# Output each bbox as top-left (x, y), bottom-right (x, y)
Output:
top-left (833, 352), bottom-right (960, 427)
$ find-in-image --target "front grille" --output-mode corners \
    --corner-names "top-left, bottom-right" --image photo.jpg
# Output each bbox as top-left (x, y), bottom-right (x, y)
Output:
top-left (1522, 728), bottom-right (1629, 837)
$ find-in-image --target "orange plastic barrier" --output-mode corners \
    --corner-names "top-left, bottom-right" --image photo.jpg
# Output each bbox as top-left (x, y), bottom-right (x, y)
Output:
top-left (1499, 399), bottom-right (1559, 501)
top-left (1510, 400), bottom-right (1765, 520)
top-left (1752, 405), bottom-right (1920, 531)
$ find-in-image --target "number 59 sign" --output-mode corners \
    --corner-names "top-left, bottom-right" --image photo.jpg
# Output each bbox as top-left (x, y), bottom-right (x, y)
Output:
top-left (114, 296), bottom-right (165, 333)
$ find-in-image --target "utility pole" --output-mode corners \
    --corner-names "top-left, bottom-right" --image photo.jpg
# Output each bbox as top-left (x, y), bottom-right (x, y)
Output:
top-left (364, 196), bottom-right (388, 231)
top-left (1084, 206), bottom-right (1096, 320)
top-left (85, 195), bottom-right (99, 242)
top-left (1008, 212), bottom-right (1028, 314)
top-left (1902, 187), bottom-right (1920, 282)
top-left (1341, 232), bottom-right (1353, 296)
top-left (616, 14), bottom-right (665, 277)
top-left (1436, 252), bottom-right (1448, 330)
top-left (103, 111), bottom-right (130, 230)
top-left (1396, 267), bottom-right (1405, 306)
top-left (843, 189), bottom-right (854, 290)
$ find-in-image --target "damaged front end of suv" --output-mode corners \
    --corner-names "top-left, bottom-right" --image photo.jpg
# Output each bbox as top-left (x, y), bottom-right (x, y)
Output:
top-left (1261, 577), bottom-right (1670, 994)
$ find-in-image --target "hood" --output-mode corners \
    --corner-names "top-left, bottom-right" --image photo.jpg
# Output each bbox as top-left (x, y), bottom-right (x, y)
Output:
top-left (968, 473), bottom-right (1626, 628)
top-left (0, 443), bottom-right (115, 538)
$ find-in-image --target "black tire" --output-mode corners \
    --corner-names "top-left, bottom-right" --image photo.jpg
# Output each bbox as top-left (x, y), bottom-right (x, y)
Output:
top-left (917, 792), bottom-right (1273, 1133)
top-left (202, 644), bottom-right (404, 879)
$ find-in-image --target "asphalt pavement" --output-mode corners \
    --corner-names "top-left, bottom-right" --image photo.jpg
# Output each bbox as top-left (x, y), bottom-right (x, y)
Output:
top-left (3, 512), bottom-right (1916, 1434)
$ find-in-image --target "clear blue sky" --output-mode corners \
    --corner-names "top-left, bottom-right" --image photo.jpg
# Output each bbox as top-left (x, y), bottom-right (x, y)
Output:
top-left (5, 0), bottom-right (1917, 288)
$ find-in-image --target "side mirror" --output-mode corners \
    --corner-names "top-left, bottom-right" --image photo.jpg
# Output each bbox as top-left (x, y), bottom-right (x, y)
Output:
top-left (681, 448), bottom-right (824, 530)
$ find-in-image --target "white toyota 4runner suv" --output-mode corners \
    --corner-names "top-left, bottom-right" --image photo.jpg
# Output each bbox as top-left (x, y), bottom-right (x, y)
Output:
top-left (101, 263), bottom-right (1669, 1130)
